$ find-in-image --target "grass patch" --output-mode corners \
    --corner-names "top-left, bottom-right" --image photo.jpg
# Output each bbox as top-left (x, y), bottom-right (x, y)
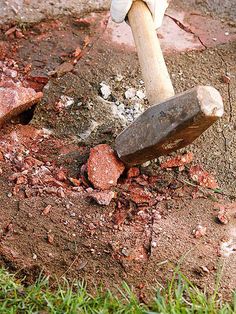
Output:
top-left (0, 268), bottom-right (235, 313)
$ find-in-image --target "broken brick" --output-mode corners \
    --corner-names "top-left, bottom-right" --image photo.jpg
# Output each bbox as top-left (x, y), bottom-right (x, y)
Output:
top-left (189, 165), bottom-right (219, 189)
top-left (89, 190), bottom-right (115, 206)
top-left (161, 152), bottom-right (193, 169)
top-left (87, 144), bottom-right (125, 190)
top-left (130, 187), bottom-right (155, 205)
top-left (127, 167), bottom-right (140, 178)
top-left (0, 81), bottom-right (43, 126)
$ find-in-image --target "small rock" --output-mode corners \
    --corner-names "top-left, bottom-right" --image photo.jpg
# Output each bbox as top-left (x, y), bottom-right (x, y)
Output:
top-left (42, 205), bottom-right (52, 216)
top-left (89, 190), bottom-right (115, 206)
top-left (125, 87), bottom-right (136, 99)
top-left (87, 144), bottom-right (125, 190)
top-left (100, 82), bottom-right (111, 99)
top-left (192, 225), bottom-right (207, 238)
top-left (200, 266), bottom-right (210, 273)
top-left (121, 247), bottom-right (130, 257)
top-left (47, 234), bottom-right (54, 244)
top-left (151, 241), bottom-right (157, 248)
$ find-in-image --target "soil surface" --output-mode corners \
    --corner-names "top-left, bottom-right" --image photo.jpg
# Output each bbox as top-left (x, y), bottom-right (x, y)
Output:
top-left (0, 0), bottom-right (235, 301)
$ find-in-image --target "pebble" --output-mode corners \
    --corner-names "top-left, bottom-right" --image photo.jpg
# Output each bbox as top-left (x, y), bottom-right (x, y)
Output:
top-left (151, 241), bottom-right (157, 248)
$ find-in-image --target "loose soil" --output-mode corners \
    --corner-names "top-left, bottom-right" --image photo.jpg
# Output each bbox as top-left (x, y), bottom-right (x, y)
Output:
top-left (0, 2), bottom-right (235, 301)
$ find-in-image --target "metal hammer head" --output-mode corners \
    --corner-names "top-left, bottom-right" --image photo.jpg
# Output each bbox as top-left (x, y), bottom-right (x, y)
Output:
top-left (115, 86), bottom-right (224, 166)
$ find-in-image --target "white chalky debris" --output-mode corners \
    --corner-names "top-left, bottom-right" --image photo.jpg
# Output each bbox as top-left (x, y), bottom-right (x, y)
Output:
top-left (100, 82), bottom-right (111, 99)
top-left (115, 101), bottom-right (144, 124)
top-left (136, 90), bottom-right (146, 99)
top-left (125, 87), bottom-right (136, 99)
top-left (60, 95), bottom-right (74, 108)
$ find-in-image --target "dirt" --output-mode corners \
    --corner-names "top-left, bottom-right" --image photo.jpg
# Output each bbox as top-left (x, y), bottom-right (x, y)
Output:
top-left (0, 1), bottom-right (235, 302)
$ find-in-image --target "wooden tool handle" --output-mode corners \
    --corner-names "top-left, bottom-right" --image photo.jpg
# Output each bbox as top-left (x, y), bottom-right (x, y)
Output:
top-left (128, 0), bottom-right (175, 104)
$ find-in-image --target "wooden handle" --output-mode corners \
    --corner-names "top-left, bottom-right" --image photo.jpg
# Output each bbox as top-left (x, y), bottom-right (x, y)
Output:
top-left (128, 1), bottom-right (175, 104)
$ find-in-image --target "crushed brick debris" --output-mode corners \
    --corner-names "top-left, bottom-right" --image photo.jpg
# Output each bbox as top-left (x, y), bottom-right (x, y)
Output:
top-left (89, 190), bottom-right (116, 206)
top-left (129, 187), bottom-right (155, 205)
top-left (189, 165), bottom-right (219, 189)
top-left (87, 144), bottom-right (125, 190)
top-left (160, 152), bottom-right (193, 169)
top-left (0, 81), bottom-right (43, 126)
top-left (192, 225), bottom-right (207, 238)
top-left (127, 167), bottom-right (140, 178)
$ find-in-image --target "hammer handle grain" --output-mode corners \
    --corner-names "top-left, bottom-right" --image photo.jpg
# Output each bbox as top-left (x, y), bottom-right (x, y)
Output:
top-left (128, 1), bottom-right (175, 104)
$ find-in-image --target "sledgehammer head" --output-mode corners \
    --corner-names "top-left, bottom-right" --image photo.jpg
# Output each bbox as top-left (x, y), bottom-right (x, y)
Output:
top-left (115, 86), bottom-right (224, 166)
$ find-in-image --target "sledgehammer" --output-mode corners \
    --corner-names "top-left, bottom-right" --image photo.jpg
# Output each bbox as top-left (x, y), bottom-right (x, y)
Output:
top-left (115, 0), bottom-right (224, 166)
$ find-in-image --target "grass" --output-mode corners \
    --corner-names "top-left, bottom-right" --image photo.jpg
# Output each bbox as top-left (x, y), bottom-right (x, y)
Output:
top-left (0, 268), bottom-right (235, 313)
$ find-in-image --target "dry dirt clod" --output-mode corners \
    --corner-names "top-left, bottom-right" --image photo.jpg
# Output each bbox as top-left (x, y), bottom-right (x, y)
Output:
top-left (87, 144), bottom-right (125, 190)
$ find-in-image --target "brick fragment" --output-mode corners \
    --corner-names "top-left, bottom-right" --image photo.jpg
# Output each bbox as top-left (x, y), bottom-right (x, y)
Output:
top-left (87, 144), bottom-right (125, 190)
top-left (0, 81), bottom-right (43, 126)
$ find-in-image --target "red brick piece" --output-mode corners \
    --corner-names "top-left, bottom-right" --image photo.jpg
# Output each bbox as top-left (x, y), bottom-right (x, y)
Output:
top-left (89, 190), bottom-right (115, 206)
top-left (189, 165), bottom-right (219, 189)
top-left (160, 152), bottom-right (193, 169)
top-left (87, 144), bottom-right (125, 190)
top-left (0, 81), bottom-right (43, 126)
top-left (127, 167), bottom-right (140, 178)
